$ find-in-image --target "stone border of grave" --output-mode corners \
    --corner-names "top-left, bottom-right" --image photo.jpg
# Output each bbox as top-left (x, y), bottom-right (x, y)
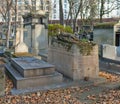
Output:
top-left (48, 43), bottom-right (99, 80)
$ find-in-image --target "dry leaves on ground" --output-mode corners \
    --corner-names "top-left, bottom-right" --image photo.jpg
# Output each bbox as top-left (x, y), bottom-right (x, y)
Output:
top-left (96, 90), bottom-right (120, 104)
top-left (2, 71), bottom-right (120, 104)
top-left (99, 71), bottom-right (120, 82)
top-left (0, 76), bottom-right (82, 104)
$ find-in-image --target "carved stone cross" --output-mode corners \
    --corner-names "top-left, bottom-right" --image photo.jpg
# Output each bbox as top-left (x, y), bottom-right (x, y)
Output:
top-left (16, 21), bottom-right (26, 45)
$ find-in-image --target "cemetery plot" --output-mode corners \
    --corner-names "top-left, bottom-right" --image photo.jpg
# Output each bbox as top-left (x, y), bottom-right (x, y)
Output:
top-left (5, 57), bottom-right (63, 89)
top-left (48, 34), bottom-right (99, 80)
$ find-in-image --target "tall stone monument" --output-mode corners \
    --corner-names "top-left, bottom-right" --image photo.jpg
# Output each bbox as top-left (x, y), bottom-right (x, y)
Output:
top-left (23, 10), bottom-right (48, 55)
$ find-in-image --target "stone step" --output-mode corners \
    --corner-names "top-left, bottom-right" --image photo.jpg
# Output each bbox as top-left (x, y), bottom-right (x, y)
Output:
top-left (11, 57), bottom-right (55, 77)
top-left (5, 64), bottom-right (63, 89)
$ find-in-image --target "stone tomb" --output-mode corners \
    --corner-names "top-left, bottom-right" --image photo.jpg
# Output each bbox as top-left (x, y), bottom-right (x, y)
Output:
top-left (5, 57), bottom-right (63, 89)
top-left (48, 44), bottom-right (99, 80)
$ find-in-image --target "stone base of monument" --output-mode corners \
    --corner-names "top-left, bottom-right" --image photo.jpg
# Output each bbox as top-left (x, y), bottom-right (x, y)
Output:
top-left (5, 57), bottom-right (63, 89)
top-left (15, 42), bottom-right (28, 53)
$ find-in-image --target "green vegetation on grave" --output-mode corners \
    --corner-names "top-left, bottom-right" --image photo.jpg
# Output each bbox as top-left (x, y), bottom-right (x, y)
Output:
top-left (94, 22), bottom-right (116, 29)
top-left (48, 24), bottom-right (73, 36)
top-left (52, 34), bottom-right (96, 55)
top-left (48, 24), bottom-right (95, 55)
top-left (77, 39), bottom-right (96, 55)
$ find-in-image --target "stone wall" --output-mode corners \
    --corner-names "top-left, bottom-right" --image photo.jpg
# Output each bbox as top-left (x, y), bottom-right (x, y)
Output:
top-left (48, 44), bottom-right (99, 80)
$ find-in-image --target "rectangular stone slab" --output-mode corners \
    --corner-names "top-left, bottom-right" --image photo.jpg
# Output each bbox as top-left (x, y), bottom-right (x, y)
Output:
top-left (5, 64), bottom-right (63, 89)
top-left (11, 57), bottom-right (55, 77)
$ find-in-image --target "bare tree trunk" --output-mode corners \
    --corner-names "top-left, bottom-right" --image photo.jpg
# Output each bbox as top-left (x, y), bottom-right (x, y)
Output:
top-left (100, 12), bottom-right (103, 23)
top-left (73, 0), bottom-right (83, 32)
top-left (59, 0), bottom-right (64, 25)
top-left (14, 0), bottom-right (18, 46)
top-left (6, 9), bottom-right (11, 49)
top-left (99, 0), bottom-right (104, 22)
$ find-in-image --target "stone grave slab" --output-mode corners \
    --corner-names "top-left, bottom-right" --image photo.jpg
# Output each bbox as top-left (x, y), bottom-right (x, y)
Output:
top-left (11, 57), bottom-right (55, 77)
top-left (5, 57), bottom-right (63, 89)
top-left (5, 64), bottom-right (62, 89)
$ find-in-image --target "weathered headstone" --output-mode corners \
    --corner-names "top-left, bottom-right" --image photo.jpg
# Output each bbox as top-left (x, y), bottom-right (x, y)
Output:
top-left (23, 10), bottom-right (48, 55)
